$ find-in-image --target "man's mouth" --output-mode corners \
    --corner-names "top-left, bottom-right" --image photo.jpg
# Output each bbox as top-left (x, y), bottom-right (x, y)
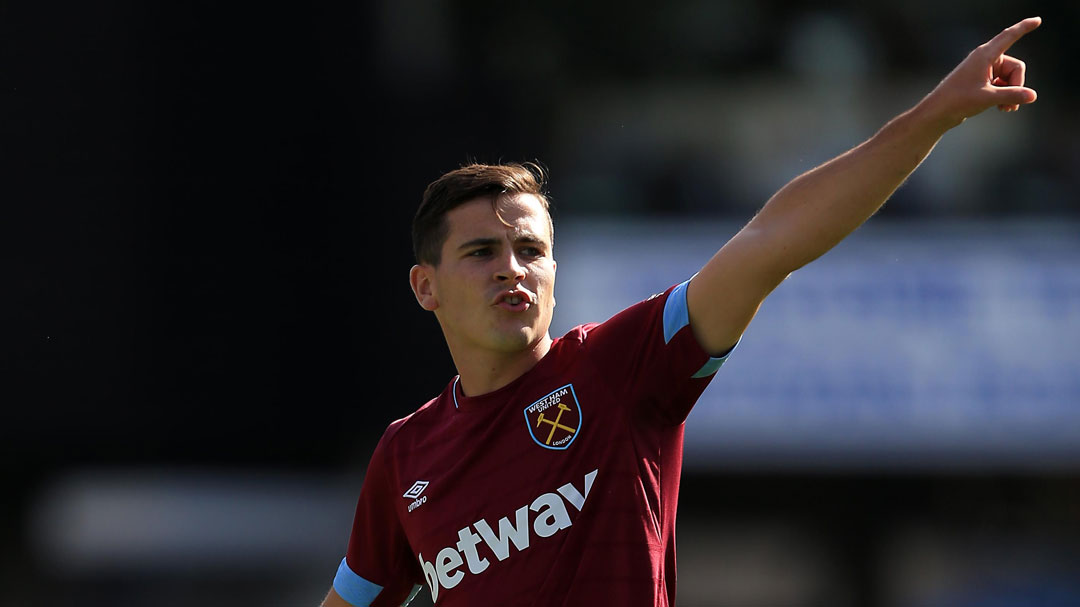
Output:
top-left (494, 290), bottom-right (534, 311)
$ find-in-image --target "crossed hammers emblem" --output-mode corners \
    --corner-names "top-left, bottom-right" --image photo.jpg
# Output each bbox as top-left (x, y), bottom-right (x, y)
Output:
top-left (536, 403), bottom-right (577, 445)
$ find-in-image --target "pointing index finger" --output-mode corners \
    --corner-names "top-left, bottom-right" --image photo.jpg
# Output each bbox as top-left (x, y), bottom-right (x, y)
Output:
top-left (985, 17), bottom-right (1042, 55)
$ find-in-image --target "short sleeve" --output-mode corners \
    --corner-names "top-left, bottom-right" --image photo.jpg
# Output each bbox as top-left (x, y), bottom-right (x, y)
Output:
top-left (336, 434), bottom-right (424, 606)
top-left (581, 279), bottom-right (737, 425)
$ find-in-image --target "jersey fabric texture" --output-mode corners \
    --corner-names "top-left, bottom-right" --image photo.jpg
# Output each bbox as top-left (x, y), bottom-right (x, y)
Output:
top-left (334, 280), bottom-right (735, 606)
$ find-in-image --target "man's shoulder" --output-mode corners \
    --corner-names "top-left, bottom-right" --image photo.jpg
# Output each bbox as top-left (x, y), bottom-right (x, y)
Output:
top-left (556, 322), bottom-right (597, 345)
top-left (561, 283), bottom-right (679, 344)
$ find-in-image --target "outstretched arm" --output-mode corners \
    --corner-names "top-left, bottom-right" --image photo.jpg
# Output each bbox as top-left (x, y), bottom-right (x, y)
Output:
top-left (686, 17), bottom-right (1041, 354)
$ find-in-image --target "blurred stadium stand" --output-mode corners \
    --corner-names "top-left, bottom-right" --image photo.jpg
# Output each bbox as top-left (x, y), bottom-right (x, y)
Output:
top-left (3, 0), bottom-right (1078, 605)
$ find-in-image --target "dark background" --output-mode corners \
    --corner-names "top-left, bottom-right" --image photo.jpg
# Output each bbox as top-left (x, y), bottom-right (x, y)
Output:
top-left (3, 1), bottom-right (1078, 605)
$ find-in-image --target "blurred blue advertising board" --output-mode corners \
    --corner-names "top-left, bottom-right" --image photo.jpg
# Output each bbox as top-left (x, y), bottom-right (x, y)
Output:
top-left (552, 219), bottom-right (1080, 469)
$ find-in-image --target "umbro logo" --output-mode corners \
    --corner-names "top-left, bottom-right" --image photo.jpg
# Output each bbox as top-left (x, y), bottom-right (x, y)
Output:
top-left (404, 480), bottom-right (429, 513)
top-left (403, 481), bottom-right (429, 499)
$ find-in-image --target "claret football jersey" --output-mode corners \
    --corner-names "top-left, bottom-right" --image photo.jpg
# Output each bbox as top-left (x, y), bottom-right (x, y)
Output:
top-left (333, 279), bottom-right (736, 606)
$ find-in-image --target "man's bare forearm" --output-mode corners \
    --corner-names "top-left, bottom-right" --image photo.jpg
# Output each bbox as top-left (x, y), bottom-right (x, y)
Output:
top-left (743, 100), bottom-right (952, 279)
top-left (737, 17), bottom-right (1041, 282)
top-left (684, 17), bottom-right (1038, 357)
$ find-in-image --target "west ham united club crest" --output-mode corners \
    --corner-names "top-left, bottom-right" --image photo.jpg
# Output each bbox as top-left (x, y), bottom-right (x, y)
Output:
top-left (524, 384), bottom-right (582, 450)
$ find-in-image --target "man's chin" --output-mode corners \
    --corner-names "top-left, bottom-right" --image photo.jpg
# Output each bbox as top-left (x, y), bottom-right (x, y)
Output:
top-left (493, 333), bottom-right (536, 352)
top-left (490, 328), bottom-right (546, 353)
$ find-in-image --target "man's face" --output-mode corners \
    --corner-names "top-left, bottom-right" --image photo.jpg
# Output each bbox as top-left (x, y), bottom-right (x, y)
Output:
top-left (413, 193), bottom-right (556, 358)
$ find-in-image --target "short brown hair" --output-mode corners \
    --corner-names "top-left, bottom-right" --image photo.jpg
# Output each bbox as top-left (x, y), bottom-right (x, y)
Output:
top-left (412, 162), bottom-right (552, 266)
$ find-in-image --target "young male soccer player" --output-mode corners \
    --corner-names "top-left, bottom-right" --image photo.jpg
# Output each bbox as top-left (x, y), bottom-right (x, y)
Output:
top-left (322, 17), bottom-right (1042, 607)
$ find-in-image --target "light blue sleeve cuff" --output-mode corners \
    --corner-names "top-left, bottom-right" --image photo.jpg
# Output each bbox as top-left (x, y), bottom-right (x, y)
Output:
top-left (662, 280), bottom-right (693, 344)
top-left (333, 557), bottom-right (383, 606)
top-left (663, 278), bottom-right (740, 378)
top-left (693, 337), bottom-right (739, 378)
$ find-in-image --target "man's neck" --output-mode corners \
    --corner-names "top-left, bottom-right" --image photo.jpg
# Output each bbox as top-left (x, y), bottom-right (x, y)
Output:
top-left (451, 335), bottom-right (554, 397)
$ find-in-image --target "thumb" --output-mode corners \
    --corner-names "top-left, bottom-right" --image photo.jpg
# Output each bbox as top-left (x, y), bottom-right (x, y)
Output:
top-left (990, 85), bottom-right (1038, 105)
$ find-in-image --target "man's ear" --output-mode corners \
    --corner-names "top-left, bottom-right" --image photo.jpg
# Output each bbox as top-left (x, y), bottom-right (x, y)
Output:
top-left (409, 264), bottom-right (439, 311)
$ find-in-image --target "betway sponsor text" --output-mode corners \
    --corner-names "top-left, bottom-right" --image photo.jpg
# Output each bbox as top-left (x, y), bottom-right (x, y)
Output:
top-left (418, 468), bottom-right (598, 603)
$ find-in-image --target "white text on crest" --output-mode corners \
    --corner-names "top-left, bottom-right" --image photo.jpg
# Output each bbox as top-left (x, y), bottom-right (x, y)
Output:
top-left (526, 388), bottom-right (570, 415)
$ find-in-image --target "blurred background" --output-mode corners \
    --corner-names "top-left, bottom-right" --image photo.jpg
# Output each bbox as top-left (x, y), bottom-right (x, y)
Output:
top-left (3, 0), bottom-right (1078, 605)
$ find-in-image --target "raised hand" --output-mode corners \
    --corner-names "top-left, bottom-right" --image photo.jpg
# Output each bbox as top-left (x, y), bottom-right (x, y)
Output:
top-left (922, 17), bottom-right (1041, 128)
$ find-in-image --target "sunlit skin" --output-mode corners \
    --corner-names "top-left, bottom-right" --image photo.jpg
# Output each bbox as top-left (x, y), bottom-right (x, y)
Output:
top-left (685, 17), bottom-right (1042, 355)
top-left (409, 193), bottom-right (557, 397)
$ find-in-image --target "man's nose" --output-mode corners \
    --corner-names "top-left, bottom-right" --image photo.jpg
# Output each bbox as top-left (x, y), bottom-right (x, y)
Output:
top-left (494, 252), bottom-right (527, 282)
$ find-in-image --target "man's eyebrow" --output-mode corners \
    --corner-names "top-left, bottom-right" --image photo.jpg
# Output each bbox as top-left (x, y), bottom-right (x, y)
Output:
top-left (457, 234), bottom-right (548, 250)
top-left (457, 237), bottom-right (499, 251)
top-left (515, 233), bottom-right (547, 245)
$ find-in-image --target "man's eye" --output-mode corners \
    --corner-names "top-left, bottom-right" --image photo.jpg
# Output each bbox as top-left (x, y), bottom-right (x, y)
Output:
top-left (468, 248), bottom-right (491, 257)
top-left (520, 247), bottom-right (542, 257)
